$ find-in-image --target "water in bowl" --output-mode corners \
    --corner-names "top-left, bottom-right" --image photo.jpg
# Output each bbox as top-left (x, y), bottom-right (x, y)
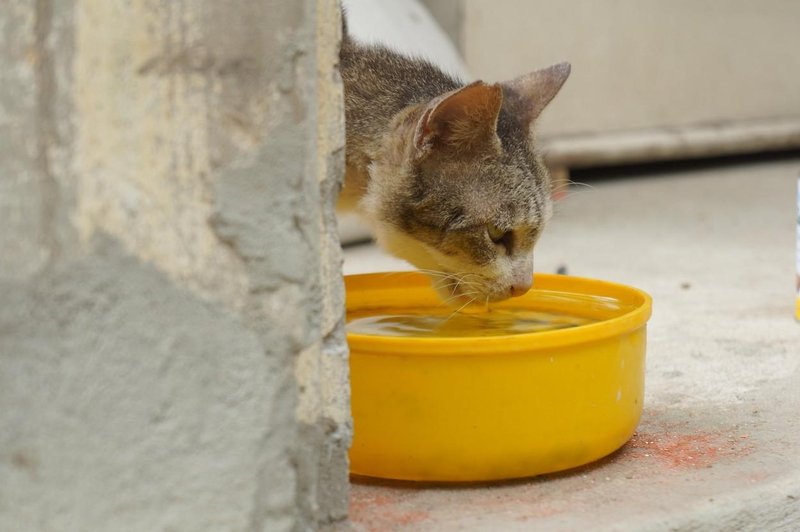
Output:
top-left (345, 290), bottom-right (632, 338)
top-left (347, 308), bottom-right (595, 338)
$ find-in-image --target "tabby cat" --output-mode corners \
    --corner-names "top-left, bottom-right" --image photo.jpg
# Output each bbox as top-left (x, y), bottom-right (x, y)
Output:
top-left (338, 23), bottom-right (570, 306)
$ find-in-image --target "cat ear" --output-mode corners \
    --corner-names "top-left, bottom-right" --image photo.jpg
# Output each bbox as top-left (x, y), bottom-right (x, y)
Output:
top-left (501, 62), bottom-right (571, 125)
top-left (413, 81), bottom-right (503, 157)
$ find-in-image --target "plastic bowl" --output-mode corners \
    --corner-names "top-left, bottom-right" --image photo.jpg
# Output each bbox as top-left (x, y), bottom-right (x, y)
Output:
top-left (345, 272), bottom-right (652, 482)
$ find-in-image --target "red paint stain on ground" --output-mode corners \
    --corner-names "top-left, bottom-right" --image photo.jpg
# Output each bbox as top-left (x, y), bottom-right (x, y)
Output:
top-left (348, 491), bottom-right (430, 531)
top-left (624, 430), bottom-right (753, 469)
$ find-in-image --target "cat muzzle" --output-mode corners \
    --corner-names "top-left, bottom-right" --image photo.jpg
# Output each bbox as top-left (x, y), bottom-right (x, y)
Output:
top-left (509, 278), bottom-right (533, 298)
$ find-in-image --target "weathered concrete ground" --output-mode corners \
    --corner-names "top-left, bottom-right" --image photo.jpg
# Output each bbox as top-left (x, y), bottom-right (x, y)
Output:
top-left (338, 155), bottom-right (800, 531)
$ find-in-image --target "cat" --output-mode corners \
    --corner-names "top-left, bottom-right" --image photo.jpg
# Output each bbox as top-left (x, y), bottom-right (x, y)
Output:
top-left (338, 21), bottom-right (570, 306)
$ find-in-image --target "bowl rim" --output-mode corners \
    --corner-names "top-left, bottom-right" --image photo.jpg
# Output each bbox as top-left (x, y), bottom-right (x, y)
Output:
top-left (344, 271), bottom-right (652, 356)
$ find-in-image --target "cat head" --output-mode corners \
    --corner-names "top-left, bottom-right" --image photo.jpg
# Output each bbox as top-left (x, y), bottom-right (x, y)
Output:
top-left (362, 63), bottom-right (570, 306)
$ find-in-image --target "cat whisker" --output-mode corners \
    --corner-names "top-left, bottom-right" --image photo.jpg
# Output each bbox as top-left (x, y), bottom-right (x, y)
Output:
top-left (551, 179), bottom-right (594, 192)
top-left (420, 270), bottom-right (468, 287)
top-left (448, 272), bottom-right (483, 284)
top-left (440, 290), bottom-right (480, 306)
top-left (377, 270), bottom-right (420, 280)
top-left (451, 275), bottom-right (469, 294)
top-left (441, 296), bottom-right (478, 325)
top-left (567, 179), bottom-right (595, 190)
top-left (436, 272), bottom-right (470, 283)
top-left (456, 278), bottom-right (488, 292)
top-left (432, 277), bottom-right (457, 287)
top-left (442, 279), bottom-right (484, 298)
top-left (439, 288), bottom-right (482, 308)
top-left (437, 283), bottom-right (464, 298)
top-left (415, 268), bottom-right (453, 277)
top-left (381, 270), bottom-right (490, 306)
top-left (432, 271), bottom-right (486, 295)
top-left (551, 180), bottom-right (596, 202)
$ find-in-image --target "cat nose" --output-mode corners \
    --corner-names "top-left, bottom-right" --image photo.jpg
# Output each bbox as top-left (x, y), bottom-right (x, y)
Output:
top-left (509, 278), bottom-right (532, 298)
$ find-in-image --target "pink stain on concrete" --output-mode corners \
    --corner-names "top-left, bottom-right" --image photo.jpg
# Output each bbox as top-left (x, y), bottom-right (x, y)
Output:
top-left (348, 491), bottom-right (430, 531)
top-left (346, 412), bottom-right (761, 529)
top-left (624, 429), bottom-right (753, 470)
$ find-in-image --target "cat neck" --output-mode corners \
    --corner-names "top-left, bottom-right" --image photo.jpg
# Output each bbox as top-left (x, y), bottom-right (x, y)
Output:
top-left (339, 37), bottom-right (462, 209)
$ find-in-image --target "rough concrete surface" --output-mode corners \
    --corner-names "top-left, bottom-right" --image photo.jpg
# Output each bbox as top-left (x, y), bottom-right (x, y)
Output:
top-left (338, 156), bottom-right (800, 530)
top-left (1, 241), bottom-right (283, 530)
top-left (1, 1), bottom-right (349, 530)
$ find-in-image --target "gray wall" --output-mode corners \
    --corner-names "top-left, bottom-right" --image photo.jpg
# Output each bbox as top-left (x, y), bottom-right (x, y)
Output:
top-left (0, 1), bottom-right (350, 530)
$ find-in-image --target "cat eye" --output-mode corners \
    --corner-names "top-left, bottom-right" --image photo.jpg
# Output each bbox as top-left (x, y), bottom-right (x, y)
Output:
top-left (486, 224), bottom-right (504, 243)
top-left (486, 224), bottom-right (512, 248)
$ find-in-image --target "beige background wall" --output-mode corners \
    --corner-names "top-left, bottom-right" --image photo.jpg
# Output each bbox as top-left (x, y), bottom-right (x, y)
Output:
top-left (425, 0), bottom-right (800, 158)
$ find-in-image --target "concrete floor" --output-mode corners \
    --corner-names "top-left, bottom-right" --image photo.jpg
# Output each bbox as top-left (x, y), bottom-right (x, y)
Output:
top-left (336, 156), bottom-right (800, 531)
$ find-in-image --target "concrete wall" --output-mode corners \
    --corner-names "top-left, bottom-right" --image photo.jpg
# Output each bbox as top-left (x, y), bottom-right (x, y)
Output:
top-left (0, 0), bottom-right (350, 530)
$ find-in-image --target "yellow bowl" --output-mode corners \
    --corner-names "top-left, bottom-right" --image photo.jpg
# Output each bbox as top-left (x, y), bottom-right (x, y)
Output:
top-left (345, 272), bottom-right (652, 482)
